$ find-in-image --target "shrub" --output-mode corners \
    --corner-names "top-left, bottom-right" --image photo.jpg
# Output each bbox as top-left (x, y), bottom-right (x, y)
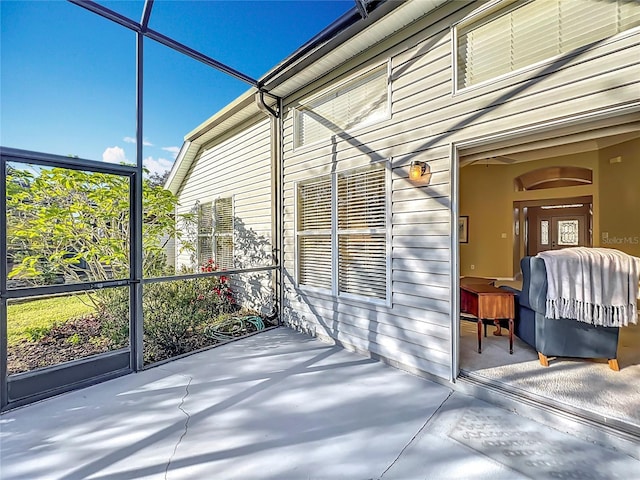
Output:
top-left (95, 288), bottom-right (130, 348)
top-left (92, 268), bottom-right (238, 363)
top-left (142, 274), bottom-right (238, 363)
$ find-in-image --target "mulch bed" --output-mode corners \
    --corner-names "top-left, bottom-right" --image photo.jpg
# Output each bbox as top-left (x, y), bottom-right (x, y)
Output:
top-left (7, 315), bottom-right (271, 375)
top-left (7, 316), bottom-right (113, 375)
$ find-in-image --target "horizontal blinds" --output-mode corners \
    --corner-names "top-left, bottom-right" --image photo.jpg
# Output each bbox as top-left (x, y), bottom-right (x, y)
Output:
top-left (214, 197), bottom-right (233, 234)
top-left (298, 177), bottom-right (332, 289)
top-left (338, 165), bottom-right (387, 300)
top-left (620, 1), bottom-right (640, 31)
top-left (298, 178), bottom-right (332, 231)
top-left (299, 235), bottom-right (332, 289)
top-left (458, 0), bottom-right (640, 89)
top-left (296, 65), bottom-right (388, 147)
top-left (198, 202), bottom-right (213, 235)
top-left (458, 12), bottom-right (512, 89)
top-left (214, 197), bottom-right (233, 269)
top-left (511, 1), bottom-right (560, 71)
top-left (198, 236), bottom-right (213, 267)
top-left (338, 166), bottom-right (386, 230)
top-left (296, 164), bottom-right (388, 299)
top-left (215, 235), bottom-right (234, 270)
top-left (338, 234), bottom-right (386, 299)
top-left (559, 0), bottom-right (618, 52)
top-left (298, 108), bottom-right (334, 148)
top-left (197, 201), bottom-right (213, 268)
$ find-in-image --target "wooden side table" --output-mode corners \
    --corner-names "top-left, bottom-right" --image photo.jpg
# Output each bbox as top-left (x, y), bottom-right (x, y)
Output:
top-left (460, 283), bottom-right (515, 354)
top-left (460, 276), bottom-right (496, 286)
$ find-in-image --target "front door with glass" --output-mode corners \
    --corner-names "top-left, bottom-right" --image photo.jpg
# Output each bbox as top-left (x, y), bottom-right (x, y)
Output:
top-left (528, 204), bottom-right (591, 255)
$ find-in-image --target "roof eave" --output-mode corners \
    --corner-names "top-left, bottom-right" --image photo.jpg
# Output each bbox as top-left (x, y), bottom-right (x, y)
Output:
top-left (168, 0), bottom-right (450, 194)
top-left (165, 140), bottom-right (194, 194)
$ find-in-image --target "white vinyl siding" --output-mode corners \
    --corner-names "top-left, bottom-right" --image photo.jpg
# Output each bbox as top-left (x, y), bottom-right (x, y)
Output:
top-left (176, 119), bottom-right (272, 272)
top-left (176, 118), bottom-right (273, 312)
top-left (296, 164), bottom-right (388, 301)
top-left (297, 177), bottom-right (332, 289)
top-left (294, 64), bottom-right (390, 148)
top-left (456, 0), bottom-right (640, 89)
top-left (337, 166), bottom-right (387, 300)
top-left (281, 0), bottom-right (639, 381)
top-left (214, 197), bottom-right (233, 270)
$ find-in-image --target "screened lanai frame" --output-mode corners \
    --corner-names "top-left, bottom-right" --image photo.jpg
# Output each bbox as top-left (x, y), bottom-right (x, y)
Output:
top-left (0, 0), bottom-right (284, 411)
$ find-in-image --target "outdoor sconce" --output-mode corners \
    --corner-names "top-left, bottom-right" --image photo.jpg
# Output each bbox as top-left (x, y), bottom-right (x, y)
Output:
top-left (409, 160), bottom-right (430, 181)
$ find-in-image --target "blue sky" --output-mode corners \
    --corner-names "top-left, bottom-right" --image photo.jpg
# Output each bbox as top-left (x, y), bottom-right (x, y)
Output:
top-left (0, 0), bottom-right (353, 175)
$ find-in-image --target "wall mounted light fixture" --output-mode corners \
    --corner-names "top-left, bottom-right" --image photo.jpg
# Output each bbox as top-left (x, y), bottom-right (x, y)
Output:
top-left (409, 160), bottom-right (428, 181)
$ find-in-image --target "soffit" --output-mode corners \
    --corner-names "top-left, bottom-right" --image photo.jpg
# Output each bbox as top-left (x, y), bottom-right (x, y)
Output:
top-left (267, 0), bottom-right (447, 97)
top-left (166, 94), bottom-right (268, 194)
top-left (460, 116), bottom-right (640, 167)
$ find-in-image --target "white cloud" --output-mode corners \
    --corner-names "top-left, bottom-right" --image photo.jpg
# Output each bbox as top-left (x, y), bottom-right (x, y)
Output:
top-left (102, 146), bottom-right (128, 164)
top-left (143, 156), bottom-right (174, 177)
top-left (162, 146), bottom-right (180, 159)
top-left (123, 136), bottom-right (153, 146)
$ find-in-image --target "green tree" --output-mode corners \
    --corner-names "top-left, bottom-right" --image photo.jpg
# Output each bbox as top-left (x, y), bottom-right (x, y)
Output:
top-left (148, 169), bottom-right (170, 188)
top-left (6, 165), bottom-right (193, 285)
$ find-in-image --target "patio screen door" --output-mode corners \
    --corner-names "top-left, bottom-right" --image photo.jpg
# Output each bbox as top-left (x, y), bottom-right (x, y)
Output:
top-left (1, 149), bottom-right (136, 411)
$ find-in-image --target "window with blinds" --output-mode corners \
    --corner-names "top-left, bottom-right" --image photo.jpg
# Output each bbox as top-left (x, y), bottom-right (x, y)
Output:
top-left (196, 198), bottom-right (233, 271)
top-left (294, 64), bottom-right (389, 148)
top-left (197, 202), bottom-right (213, 267)
top-left (296, 163), bottom-right (388, 301)
top-left (457, 0), bottom-right (640, 89)
top-left (297, 177), bottom-right (332, 289)
top-left (337, 166), bottom-right (387, 299)
top-left (214, 197), bottom-right (233, 270)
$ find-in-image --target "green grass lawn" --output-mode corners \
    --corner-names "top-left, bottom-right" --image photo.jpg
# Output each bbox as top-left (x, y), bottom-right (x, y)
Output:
top-left (7, 294), bottom-right (95, 345)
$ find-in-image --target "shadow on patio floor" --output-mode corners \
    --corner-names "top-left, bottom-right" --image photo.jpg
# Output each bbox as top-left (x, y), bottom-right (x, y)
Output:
top-left (1, 327), bottom-right (638, 479)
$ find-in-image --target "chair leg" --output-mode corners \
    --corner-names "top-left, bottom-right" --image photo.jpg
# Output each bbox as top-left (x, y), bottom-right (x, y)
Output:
top-left (538, 352), bottom-right (549, 367)
top-left (608, 359), bottom-right (620, 371)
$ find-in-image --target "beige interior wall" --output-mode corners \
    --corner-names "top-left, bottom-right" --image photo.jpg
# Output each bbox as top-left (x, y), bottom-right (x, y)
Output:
top-left (459, 164), bottom-right (512, 278)
top-left (460, 152), bottom-right (600, 278)
top-left (598, 138), bottom-right (640, 258)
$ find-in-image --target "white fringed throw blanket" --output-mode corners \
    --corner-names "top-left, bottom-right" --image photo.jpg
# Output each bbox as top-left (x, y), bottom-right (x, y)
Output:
top-left (537, 247), bottom-right (640, 327)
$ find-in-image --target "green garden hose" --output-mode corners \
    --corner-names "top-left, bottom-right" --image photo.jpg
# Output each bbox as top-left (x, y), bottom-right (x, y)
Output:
top-left (204, 315), bottom-right (265, 342)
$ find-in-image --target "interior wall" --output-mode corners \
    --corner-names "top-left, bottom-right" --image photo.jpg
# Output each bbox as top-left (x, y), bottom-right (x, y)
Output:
top-left (459, 164), bottom-right (512, 278)
top-left (598, 138), bottom-right (640, 258)
top-left (460, 152), bottom-right (600, 278)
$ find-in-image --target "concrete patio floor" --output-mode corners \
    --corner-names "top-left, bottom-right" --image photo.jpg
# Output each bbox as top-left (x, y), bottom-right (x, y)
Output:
top-left (1, 328), bottom-right (638, 479)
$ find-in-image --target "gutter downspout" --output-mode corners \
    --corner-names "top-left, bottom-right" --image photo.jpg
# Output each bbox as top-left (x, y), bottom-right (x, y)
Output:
top-left (257, 90), bottom-right (279, 119)
top-left (256, 92), bottom-right (283, 325)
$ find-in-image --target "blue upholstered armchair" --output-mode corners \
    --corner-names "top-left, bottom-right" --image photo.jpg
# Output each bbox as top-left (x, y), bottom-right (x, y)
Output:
top-left (501, 256), bottom-right (620, 370)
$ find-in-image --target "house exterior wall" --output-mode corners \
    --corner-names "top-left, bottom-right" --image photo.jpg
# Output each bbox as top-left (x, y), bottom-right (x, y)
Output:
top-left (175, 117), bottom-right (274, 310)
top-left (280, 0), bottom-right (640, 380)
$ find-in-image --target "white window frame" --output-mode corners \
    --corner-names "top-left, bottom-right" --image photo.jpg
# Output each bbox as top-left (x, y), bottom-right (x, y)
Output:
top-left (452, 0), bottom-right (640, 94)
top-left (294, 160), bottom-right (391, 306)
top-left (293, 61), bottom-right (392, 151)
